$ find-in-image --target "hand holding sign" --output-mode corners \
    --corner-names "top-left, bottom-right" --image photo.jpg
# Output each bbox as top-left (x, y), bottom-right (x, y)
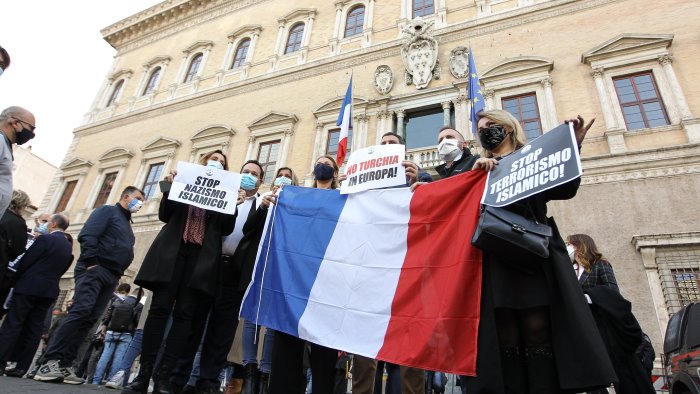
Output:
top-left (169, 161), bottom-right (242, 214)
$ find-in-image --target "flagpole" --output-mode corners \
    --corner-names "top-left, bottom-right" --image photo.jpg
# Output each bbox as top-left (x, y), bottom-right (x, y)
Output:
top-left (350, 70), bottom-right (354, 155)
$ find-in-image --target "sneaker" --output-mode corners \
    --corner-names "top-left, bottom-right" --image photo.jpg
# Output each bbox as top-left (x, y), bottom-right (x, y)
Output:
top-left (104, 370), bottom-right (124, 389)
top-left (33, 360), bottom-right (64, 382)
top-left (60, 365), bottom-right (85, 385)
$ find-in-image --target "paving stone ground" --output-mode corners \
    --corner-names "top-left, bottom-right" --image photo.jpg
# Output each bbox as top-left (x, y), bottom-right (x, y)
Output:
top-left (0, 376), bottom-right (110, 393)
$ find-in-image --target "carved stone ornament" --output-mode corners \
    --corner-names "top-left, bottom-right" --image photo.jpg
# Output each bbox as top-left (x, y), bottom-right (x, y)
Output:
top-left (400, 18), bottom-right (439, 90)
top-left (449, 46), bottom-right (470, 79)
top-left (373, 65), bottom-right (394, 95)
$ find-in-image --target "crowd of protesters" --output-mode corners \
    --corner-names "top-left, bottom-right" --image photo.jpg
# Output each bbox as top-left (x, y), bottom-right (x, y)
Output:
top-left (1, 42), bottom-right (656, 394)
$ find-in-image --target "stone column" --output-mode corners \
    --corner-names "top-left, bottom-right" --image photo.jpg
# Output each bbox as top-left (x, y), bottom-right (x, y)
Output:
top-left (175, 54), bottom-right (189, 84)
top-left (312, 121), bottom-right (324, 164)
top-left (279, 129), bottom-right (294, 167)
top-left (659, 54), bottom-right (692, 119)
top-left (199, 48), bottom-right (211, 78)
top-left (395, 109), bottom-right (406, 139)
top-left (441, 100), bottom-right (452, 126)
top-left (452, 95), bottom-right (468, 137)
top-left (302, 16), bottom-right (314, 48)
top-left (135, 66), bottom-right (150, 98)
top-left (540, 77), bottom-right (558, 130)
top-left (591, 67), bottom-right (618, 131)
top-left (354, 114), bottom-right (369, 149)
top-left (245, 137), bottom-right (256, 161)
top-left (376, 111), bottom-right (390, 141)
top-left (333, 2), bottom-right (343, 38)
top-left (248, 32), bottom-right (261, 63)
top-left (221, 39), bottom-right (235, 70)
top-left (274, 22), bottom-right (286, 54)
top-left (483, 89), bottom-right (495, 110)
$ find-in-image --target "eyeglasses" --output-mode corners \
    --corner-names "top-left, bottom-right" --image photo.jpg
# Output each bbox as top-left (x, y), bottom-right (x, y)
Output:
top-left (11, 117), bottom-right (35, 132)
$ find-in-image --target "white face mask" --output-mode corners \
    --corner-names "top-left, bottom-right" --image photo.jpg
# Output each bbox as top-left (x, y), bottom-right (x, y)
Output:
top-left (438, 139), bottom-right (462, 162)
top-left (566, 244), bottom-right (576, 263)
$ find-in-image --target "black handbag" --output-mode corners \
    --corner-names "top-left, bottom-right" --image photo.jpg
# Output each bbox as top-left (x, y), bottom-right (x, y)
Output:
top-left (471, 204), bottom-right (552, 260)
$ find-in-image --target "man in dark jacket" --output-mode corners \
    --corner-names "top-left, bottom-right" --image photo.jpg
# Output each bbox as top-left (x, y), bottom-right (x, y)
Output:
top-left (35, 186), bottom-right (144, 385)
top-left (434, 126), bottom-right (479, 178)
top-left (0, 213), bottom-right (73, 377)
top-left (0, 189), bottom-right (31, 319)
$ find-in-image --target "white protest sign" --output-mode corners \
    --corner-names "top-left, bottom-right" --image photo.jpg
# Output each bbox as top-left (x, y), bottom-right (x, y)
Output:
top-left (340, 144), bottom-right (407, 194)
top-left (481, 123), bottom-right (582, 207)
top-left (169, 161), bottom-right (241, 214)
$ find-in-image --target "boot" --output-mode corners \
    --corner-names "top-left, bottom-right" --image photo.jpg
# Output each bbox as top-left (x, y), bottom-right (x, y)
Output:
top-left (258, 372), bottom-right (269, 394)
top-left (500, 346), bottom-right (527, 394)
top-left (154, 363), bottom-right (175, 394)
top-left (242, 363), bottom-right (259, 394)
top-left (225, 378), bottom-right (244, 394)
top-left (122, 361), bottom-right (154, 394)
top-left (525, 345), bottom-right (559, 394)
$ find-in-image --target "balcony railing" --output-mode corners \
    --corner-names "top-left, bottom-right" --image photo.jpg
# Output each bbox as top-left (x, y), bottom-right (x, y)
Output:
top-left (407, 146), bottom-right (442, 169)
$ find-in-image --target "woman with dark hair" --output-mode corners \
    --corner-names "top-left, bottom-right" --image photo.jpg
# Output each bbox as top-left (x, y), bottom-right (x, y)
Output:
top-left (465, 110), bottom-right (616, 393)
top-left (266, 156), bottom-right (339, 394)
top-left (566, 234), bottom-right (655, 394)
top-left (123, 150), bottom-right (243, 394)
top-left (567, 234), bottom-right (618, 290)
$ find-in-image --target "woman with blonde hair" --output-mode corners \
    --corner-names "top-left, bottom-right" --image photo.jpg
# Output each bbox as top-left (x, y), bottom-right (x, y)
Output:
top-left (465, 110), bottom-right (617, 393)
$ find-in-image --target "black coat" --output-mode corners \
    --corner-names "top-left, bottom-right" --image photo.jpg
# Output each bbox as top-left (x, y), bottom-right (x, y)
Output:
top-left (586, 286), bottom-right (655, 394)
top-left (234, 199), bottom-right (268, 291)
top-left (14, 231), bottom-right (74, 299)
top-left (464, 178), bottom-right (618, 392)
top-left (135, 191), bottom-right (236, 297)
top-left (0, 209), bottom-right (28, 279)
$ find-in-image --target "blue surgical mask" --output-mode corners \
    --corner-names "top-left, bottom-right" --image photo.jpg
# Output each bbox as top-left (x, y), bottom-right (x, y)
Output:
top-left (274, 176), bottom-right (292, 186)
top-left (36, 222), bottom-right (49, 235)
top-left (207, 160), bottom-right (224, 170)
top-left (128, 198), bottom-right (143, 213)
top-left (240, 173), bottom-right (258, 191)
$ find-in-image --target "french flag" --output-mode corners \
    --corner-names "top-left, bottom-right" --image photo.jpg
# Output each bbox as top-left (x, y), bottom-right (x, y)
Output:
top-left (336, 76), bottom-right (352, 165)
top-left (240, 171), bottom-right (487, 375)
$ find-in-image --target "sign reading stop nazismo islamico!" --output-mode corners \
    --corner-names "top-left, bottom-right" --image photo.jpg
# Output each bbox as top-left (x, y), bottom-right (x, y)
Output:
top-left (169, 161), bottom-right (242, 214)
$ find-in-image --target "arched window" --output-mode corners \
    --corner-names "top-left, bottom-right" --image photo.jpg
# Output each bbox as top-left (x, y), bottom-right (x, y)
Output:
top-left (106, 80), bottom-right (124, 107)
top-left (413, 0), bottom-right (434, 18)
top-left (142, 67), bottom-right (161, 96)
top-left (183, 53), bottom-right (203, 83)
top-left (285, 23), bottom-right (305, 54)
top-left (345, 5), bottom-right (365, 37)
top-left (232, 39), bottom-right (251, 69)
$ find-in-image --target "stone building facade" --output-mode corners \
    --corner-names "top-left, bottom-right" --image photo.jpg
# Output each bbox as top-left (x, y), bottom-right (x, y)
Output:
top-left (39, 0), bottom-right (700, 359)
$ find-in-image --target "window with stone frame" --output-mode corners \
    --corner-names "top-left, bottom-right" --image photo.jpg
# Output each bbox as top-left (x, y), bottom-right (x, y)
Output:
top-left (326, 128), bottom-right (353, 156)
top-left (55, 180), bottom-right (78, 213)
top-left (403, 106), bottom-right (453, 150)
top-left (232, 39), bottom-right (251, 69)
top-left (502, 93), bottom-right (543, 141)
top-left (285, 23), bottom-right (305, 54)
top-left (142, 67), bottom-right (162, 96)
top-left (106, 80), bottom-right (124, 107)
top-left (345, 5), bottom-right (365, 38)
top-left (413, 0), bottom-right (434, 18)
top-left (257, 140), bottom-right (281, 184)
top-left (93, 172), bottom-right (118, 208)
top-left (657, 247), bottom-right (700, 315)
top-left (612, 72), bottom-right (670, 131)
top-left (142, 162), bottom-right (165, 199)
top-left (183, 53), bottom-right (203, 83)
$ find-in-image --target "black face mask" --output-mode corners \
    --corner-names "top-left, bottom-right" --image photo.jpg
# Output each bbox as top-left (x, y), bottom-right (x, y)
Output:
top-left (314, 163), bottom-right (335, 181)
top-left (478, 125), bottom-right (508, 151)
top-left (15, 128), bottom-right (35, 145)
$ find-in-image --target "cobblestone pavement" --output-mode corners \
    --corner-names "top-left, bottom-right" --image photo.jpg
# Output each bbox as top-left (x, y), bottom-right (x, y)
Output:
top-left (0, 376), bottom-right (111, 393)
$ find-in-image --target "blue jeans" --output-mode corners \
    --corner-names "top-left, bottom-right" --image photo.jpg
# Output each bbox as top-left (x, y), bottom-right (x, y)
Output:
top-left (242, 319), bottom-right (275, 374)
top-left (113, 329), bottom-right (143, 387)
top-left (93, 331), bottom-right (132, 384)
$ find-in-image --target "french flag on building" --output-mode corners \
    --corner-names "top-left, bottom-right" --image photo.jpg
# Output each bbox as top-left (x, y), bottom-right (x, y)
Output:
top-left (336, 76), bottom-right (353, 165)
top-left (240, 171), bottom-right (487, 375)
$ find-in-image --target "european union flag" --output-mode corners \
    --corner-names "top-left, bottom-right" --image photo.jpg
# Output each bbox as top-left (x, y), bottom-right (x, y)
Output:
top-left (467, 48), bottom-right (484, 139)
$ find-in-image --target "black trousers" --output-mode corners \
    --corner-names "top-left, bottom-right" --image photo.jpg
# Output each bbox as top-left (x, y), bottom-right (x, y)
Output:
top-left (140, 244), bottom-right (213, 370)
top-left (194, 257), bottom-right (244, 389)
top-left (269, 332), bottom-right (337, 394)
top-left (0, 293), bottom-right (54, 370)
top-left (43, 264), bottom-right (118, 366)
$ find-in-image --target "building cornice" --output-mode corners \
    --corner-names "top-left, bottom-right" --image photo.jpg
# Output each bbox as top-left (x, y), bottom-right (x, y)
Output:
top-left (78, 0), bottom-right (618, 136)
top-left (632, 231), bottom-right (700, 251)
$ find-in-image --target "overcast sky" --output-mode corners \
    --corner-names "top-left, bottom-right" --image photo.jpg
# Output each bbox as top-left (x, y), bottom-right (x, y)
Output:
top-left (0, 0), bottom-right (162, 166)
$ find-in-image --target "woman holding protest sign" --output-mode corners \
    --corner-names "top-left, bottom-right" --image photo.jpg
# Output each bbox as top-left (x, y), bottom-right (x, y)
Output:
top-left (266, 156), bottom-right (340, 394)
top-left (123, 150), bottom-right (244, 394)
top-left (462, 110), bottom-right (617, 394)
